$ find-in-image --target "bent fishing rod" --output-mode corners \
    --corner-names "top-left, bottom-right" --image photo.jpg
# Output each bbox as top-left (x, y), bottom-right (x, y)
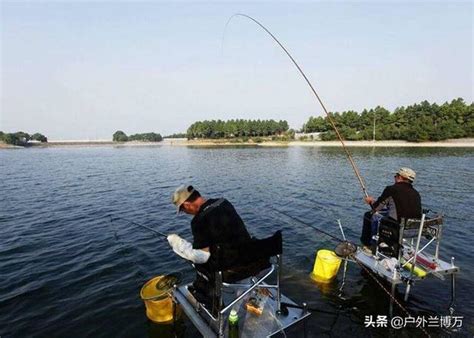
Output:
top-left (226, 14), bottom-right (370, 199)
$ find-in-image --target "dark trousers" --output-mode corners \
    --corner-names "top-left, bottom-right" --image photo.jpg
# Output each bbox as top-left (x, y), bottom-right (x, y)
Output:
top-left (360, 211), bottom-right (374, 246)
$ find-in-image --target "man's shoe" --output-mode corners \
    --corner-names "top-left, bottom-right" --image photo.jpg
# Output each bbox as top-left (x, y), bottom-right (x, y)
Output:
top-left (361, 245), bottom-right (373, 256)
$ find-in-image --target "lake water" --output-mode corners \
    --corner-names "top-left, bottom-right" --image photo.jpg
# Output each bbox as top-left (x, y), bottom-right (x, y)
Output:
top-left (1, 145), bottom-right (473, 337)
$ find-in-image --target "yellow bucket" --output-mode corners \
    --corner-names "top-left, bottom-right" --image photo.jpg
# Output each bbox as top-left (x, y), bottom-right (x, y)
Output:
top-left (310, 249), bottom-right (342, 283)
top-left (140, 275), bottom-right (180, 323)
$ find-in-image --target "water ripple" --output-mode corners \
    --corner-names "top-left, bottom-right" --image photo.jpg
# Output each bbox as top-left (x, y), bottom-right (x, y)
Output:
top-left (0, 146), bottom-right (473, 337)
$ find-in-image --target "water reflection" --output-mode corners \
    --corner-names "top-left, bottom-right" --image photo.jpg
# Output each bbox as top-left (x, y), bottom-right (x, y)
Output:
top-left (147, 319), bottom-right (186, 338)
top-left (310, 277), bottom-right (337, 296)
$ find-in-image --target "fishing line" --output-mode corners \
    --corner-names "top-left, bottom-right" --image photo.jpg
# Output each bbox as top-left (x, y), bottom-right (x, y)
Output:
top-left (108, 214), bottom-right (198, 279)
top-left (225, 13), bottom-right (370, 199)
top-left (108, 215), bottom-right (148, 285)
top-left (110, 215), bottom-right (168, 239)
top-left (268, 308), bottom-right (287, 338)
top-left (268, 205), bottom-right (344, 242)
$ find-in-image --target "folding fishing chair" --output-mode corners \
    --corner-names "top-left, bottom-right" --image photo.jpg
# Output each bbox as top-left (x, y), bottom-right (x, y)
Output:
top-left (375, 213), bottom-right (447, 300)
top-left (399, 214), bottom-right (445, 300)
top-left (195, 230), bottom-right (283, 337)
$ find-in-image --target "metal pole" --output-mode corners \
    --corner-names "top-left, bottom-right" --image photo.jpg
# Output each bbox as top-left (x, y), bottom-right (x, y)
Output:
top-left (220, 266), bottom-right (275, 314)
top-left (373, 111), bottom-right (376, 142)
top-left (338, 260), bottom-right (348, 299)
top-left (435, 223), bottom-right (443, 262)
top-left (411, 214), bottom-right (426, 277)
top-left (337, 219), bottom-right (346, 241)
top-left (404, 281), bottom-right (411, 302)
top-left (216, 271), bottom-right (224, 337)
top-left (389, 282), bottom-right (396, 318)
top-left (402, 237), bottom-right (436, 267)
top-left (277, 254), bottom-right (282, 313)
top-left (449, 257), bottom-right (456, 315)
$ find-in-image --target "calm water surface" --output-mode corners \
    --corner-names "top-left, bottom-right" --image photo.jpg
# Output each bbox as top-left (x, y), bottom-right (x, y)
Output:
top-left (1, 146), bottom-right (473, 337)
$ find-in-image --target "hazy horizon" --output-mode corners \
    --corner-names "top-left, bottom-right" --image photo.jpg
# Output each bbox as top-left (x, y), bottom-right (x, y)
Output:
top-left (1, 1), bottom-right (472, 140)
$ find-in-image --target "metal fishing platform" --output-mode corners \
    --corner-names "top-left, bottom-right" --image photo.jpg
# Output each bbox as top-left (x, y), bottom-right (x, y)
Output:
top-left (172, 255), bottom-right (311, 337)
top-left (345, 213), bottom-right (460, 315)
top-left (353, 245), bottom-right (459, 284)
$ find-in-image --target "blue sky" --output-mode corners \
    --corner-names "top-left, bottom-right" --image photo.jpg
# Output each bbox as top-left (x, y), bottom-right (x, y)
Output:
top-left (1, 1), bottom-right (472, 140)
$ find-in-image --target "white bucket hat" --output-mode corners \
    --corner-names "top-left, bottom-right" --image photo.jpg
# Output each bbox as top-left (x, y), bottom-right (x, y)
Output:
top-left (396, 167), bottom-right (416, 182)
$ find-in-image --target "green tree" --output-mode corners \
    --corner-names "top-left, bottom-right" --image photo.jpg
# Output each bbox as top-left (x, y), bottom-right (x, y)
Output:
top-left (3, 132), bottom-right (30, 146)
top-left (304, 98), bottom-right (472, 142)
top-left (113, 130), bottom-right (128, 142)
top-left (304, 116), bottom-right (327, 132)
top-left (31, 133), bottom-right (48, 142)
top-left (186, 119), bottom-right (290, 139)
top-left (463, 103), bottom-right (474, 137)
top-left (128, 132), bottom-right (163, 142)
top-left (4, 133), bottom-right (17, 145)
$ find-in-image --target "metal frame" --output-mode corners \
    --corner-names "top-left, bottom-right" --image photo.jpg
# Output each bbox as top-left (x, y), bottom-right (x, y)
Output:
top-left (197, 255), bottom-right (283, 336)
top-left (362, 213), bottom-right (459, 317)
top-left (401, 213), bottom-right (426, 301)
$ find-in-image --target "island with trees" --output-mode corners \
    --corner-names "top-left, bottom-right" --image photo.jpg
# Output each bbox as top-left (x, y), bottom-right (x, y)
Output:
top-left (186, 119), bottom-right (293, 142)
top-left (0, 131), bottom-right (48, 147)
top-left (112, 131), bottom-right (163, 143)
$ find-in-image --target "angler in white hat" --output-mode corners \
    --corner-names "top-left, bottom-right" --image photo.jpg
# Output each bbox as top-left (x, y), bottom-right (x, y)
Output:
top-left (360, 167), bottom-right (422, 254)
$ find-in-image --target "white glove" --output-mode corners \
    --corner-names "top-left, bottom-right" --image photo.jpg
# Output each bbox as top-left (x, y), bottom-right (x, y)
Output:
top-left (167, 234), bottom-right (210, 264)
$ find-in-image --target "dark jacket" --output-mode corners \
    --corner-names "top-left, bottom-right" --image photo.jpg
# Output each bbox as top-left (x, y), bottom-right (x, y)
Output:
top-left (191, 198), bottom-right (251, 250)
top-left (373, 182), bottom-right (422, 221)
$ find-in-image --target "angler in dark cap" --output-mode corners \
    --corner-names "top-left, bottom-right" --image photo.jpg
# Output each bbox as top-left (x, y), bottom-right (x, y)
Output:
top-left (360, 167), bottom-right (422, 253)
top-left (168, 185), bottom-right (252, 307)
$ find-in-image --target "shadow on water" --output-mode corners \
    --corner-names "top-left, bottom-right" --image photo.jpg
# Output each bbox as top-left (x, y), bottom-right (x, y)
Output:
top-left (147, 319), bottom-right (187, 338)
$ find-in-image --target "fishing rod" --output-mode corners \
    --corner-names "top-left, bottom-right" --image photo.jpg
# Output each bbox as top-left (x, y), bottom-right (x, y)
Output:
top-left (110, 215), bottom-right (168, 239)
top-left (226, 13), bottom-right (370, 199)
top-left (269, 206), bottom-right (343, 243)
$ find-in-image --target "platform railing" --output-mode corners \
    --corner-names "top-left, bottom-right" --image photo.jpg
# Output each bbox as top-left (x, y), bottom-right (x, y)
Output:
top-left (197, 255), bottom-right (282, 337)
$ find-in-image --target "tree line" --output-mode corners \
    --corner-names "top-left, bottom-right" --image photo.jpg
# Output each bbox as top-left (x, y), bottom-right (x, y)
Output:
top-left (164, 133), bottom-right (187, 139)
top-left (112, 131), bottom-right (163, 142)
top-left (187, 119), bottom-right (290, 139)
top-left (302, 98), bottom-right (473, 142)
top-left (0, 131), bottom-right (48, 146)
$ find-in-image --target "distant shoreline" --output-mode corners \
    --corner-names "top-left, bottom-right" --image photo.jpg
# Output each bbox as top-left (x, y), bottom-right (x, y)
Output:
top-left (1, 138), bottom-right (473, 149)
top-left (175, 138), bottom-right (474, 148)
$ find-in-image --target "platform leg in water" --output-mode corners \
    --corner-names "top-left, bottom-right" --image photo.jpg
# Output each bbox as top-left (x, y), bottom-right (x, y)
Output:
top-left (449, 268), bottom-right (456, 315)
top-left (404, 280), bottom-right (412, 302)
top-left (389, 282), bottom-right (396, 318)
